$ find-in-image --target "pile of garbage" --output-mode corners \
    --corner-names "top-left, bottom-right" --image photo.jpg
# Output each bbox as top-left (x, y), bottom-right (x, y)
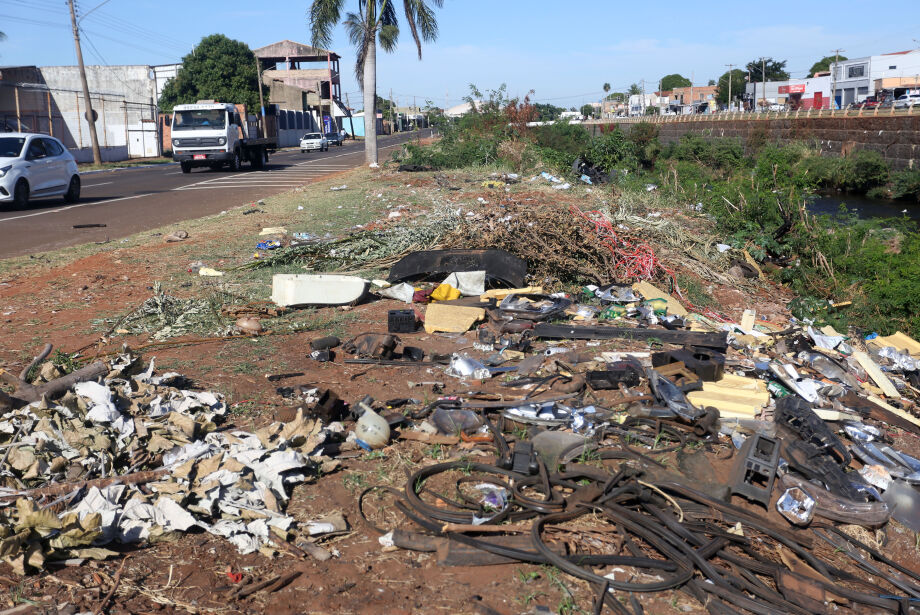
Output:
top-left (260, 246), bottom-right (920, 613)
top-left (0, 350), bottom-right (342, 574)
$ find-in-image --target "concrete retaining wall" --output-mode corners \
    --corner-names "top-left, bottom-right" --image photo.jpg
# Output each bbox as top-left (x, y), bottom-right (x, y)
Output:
top-left (591, 116), bottom-right (920, 170)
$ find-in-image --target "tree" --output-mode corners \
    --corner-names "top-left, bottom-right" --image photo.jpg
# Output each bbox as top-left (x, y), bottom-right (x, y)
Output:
top-left (809, 55), bottom-right (847, 76)
top-left (603, 82), bottom-right (611, 95)
top-left (533, 102), bottom-right (564, 121)
top-left (715, 69), bottom-right (747, 105)
top-left (627, 83), bottom-right (642, 96)
top-left (580, 103), bottom-right (595, 118)
top-left (158, 35), bottom-right (259, 113)
top-left (707, 79), bottom-right (716, 86)
top-left (746, 57), bottom-right (789, 82)
top-left (660, 74), bottom-right (691, 91)
top-left (310, 0), bottom-right (443, 166)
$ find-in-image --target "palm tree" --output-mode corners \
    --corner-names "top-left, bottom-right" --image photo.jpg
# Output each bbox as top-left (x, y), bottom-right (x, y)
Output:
top-left (602, 82), bottom-right (610, 117)
top-left (309, 0), bottom-right (442, 165)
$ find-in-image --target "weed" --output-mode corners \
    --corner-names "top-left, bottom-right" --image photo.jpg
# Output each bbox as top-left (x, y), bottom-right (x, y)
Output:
top-left (425, 444), bottom-right (444, 460)
top-left (365, 450), bottom-right (387, 460)
top-left (342, 472), bottom-right (369, 492)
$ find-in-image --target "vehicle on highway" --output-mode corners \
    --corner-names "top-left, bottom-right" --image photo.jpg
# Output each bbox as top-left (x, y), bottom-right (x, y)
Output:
top-left (300, 133), bottom-right (328, 153)
top-left (325, 131), bottom-right (344, 146)
top-left (0, 133), bottom-right (80, 208)
top-left (171, 101), bottom-right (277, 173)
top-left (893, 93), bottom-right (920, 109)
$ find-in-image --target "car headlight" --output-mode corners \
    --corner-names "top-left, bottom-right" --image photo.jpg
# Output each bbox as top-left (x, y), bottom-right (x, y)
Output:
top-left (172, 139), bottom-right (182, 147)
top-left (218, 137), bottom-right (226, 145)
top-left (0, 165), bottom-right (11, 178)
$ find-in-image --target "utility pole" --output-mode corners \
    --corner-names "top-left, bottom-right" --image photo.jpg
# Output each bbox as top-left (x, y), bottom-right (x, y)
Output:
top-left (690, 71), bottom-right (694, 112)
top-left (68, 0), bottom-right (101, 165)
top-left (345, 92), bottom-right (355, 140)
top-left (254, 55), bottom-right (265, 134)
top-left (761, 57), bottom-right (767, 111)
top-left (658, 79), bottom-right (663, 115)
top-left (830, 48), bottom-right (844, 110)
top-left (725, 64), bottom-right (735, 111)
top-left (640, 79), bottom-right (645, 115)
top-left (390, 88), bottom-right (395, 133)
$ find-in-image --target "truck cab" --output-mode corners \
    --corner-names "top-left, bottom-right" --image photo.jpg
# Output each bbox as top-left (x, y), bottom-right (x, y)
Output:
top-left (171, 101), bottom-right (276, 173)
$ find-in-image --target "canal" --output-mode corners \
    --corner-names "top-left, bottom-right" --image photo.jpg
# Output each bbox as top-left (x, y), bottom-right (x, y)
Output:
top-left (808, 193), bottom-right (920, 222)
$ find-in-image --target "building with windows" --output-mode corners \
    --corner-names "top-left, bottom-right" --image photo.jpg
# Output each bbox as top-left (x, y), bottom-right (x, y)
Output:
top-left (744, 76), bottom-right (832, 110)
top-left (830, 50), bottom-right (920, 107)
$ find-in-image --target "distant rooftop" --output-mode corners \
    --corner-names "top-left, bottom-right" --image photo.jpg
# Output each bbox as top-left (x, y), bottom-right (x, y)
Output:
top-left (253, 40), bottom-right (340, 63)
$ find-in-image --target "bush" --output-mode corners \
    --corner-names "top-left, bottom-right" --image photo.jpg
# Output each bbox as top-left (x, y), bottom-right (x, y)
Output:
top-left (892, 169), bottom-right (920, 202)
top-left (626, 122), bottom-right (661, 168)
top-left (582, 128), bottom-right (638, 172)
top-left (839, 150), bottom-right (889, 193)
top-left (532, 122), bottom-right (591, 157)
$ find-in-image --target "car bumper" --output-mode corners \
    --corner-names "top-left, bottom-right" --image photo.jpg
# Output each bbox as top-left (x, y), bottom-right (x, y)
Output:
top-left (174, 150), bottom-right (233, 165)
top-left (300, 144), bottom-right (323, 150)
top-left (0, 175), bottom-right (17, 201)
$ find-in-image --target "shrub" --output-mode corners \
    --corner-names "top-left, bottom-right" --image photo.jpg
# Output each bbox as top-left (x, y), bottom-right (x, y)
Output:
top-left (582, 129), bottom-right (638, 172)
top-left (532, 122), bottom-right (591, 157)
top-left (839, 150), bottom-right (889, 193)
top-left (891, 169), bottom-right (920, 202)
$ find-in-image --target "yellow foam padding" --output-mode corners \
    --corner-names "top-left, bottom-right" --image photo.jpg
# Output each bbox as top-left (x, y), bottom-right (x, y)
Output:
top-left (687, 373), bottom-right (770, 418)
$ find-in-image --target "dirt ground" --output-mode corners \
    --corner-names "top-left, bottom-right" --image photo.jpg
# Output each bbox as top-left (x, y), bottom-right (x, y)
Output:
top-left (2, 164), bottom-right (920, 615)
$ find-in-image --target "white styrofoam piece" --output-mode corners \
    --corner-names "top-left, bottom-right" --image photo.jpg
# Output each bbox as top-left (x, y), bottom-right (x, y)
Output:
top-left (271, 274), bottom-right (368, 307)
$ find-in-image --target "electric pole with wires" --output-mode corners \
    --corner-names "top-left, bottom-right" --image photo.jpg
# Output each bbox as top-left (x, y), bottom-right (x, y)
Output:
top-left (68, 0), bottom-right (102, 164)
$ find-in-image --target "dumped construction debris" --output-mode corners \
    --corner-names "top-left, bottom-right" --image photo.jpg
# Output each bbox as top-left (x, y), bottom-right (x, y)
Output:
top-left (3, 187), bottom-right (920, 614)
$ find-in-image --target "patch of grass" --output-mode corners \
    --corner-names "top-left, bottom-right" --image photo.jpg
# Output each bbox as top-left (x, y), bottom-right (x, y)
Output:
top-left (424, 443), bottom-right (444, 460)
top-left (231, 362), bottom-right (258, 374)
top-left (676, 274), bottom-right (715, 308)
top-left (343, 472), bottom-right (369, 492)
top-left (228, 401), bottom-right (258, 416)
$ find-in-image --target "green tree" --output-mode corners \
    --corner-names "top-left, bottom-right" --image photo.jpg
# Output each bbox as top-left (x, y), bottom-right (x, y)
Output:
top-left (603, 82), bottom-right (611, 95)
top-left (660, 74), bottom-right (691, 91)
top-left (157, 35), bottom-right (259, 113)
top-left (533, 102), bottom-right (564, 121)
top-left (707, 79), bottom-right (716, 86)
top-left (746, 57), bottom-right (790, 82)
top-left (809, 55), bottom-right (847, 76)
top-left (309, 0), bottom-right (443, 165)
top-left (580, 103), bottom-right (595, 118)
top-left (628, 83), bottom-right (642, 96)
top-left (715, 69), bottom-right (747, 105)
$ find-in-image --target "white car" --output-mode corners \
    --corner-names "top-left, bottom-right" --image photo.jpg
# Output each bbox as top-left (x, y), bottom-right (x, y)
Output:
top-left (894, 94), bottom-right (920, 109)
top-left (0, 133), bottom-right (80, 208)
top-left (300, 132), bottom-right (328, 153)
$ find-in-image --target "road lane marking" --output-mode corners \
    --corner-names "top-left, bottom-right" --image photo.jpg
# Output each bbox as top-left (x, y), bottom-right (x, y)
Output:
top-left (0, 193), bottom-right (153, 223)
top-left (83, 182), bottom-right (113, 188)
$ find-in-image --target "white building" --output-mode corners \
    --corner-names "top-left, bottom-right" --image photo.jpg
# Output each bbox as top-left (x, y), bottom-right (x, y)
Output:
top-left (830, 49), bottom-right (920, 107)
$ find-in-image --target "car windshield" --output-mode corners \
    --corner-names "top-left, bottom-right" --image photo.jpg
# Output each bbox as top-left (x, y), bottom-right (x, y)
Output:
top-left (0, 137), bottom-right (25, 158)
top-left (304, 133), bottom-right (322, 140)
top-left (173, 110), bottom-right (226, 130)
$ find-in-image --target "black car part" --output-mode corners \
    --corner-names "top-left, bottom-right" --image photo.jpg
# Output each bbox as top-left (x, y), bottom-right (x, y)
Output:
top-left (388, 249), bottom-right (527, 287)
top-left (730, 434), bottom-right (780, 507)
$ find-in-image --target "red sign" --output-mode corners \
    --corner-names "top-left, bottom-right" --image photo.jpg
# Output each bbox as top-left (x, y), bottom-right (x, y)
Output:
top-left (778, 84), bottom-right (807, 94)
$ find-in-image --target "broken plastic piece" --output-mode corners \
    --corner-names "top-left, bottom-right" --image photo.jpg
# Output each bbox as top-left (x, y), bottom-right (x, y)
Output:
top-left (586, 361), bottom-right (642, 390)
top-left (388, 309), bottom-right (418, 333)
top-left (651, 348), bottom-right (725, 382)
top-left (776, 487), bottom-right (816, 525)
top-left (498, 294), bottom-right (573, 321)
top-left (774, 396), bottom-right (850, 465)
top-left (271, 274), bottom-right (369, 307)
top-left (388, 250), bottom-right (527, 288)
top-left (730, 434), bottom-right (780, 507)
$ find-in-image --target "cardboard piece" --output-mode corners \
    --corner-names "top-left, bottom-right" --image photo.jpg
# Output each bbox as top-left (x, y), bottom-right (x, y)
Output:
top-left (740, 309), bottom-right (756, 331)
top-left (423, 303), bottom-right (485, 334)
top-left (867, 331), bottom-right (920, 358)
top-left (686, 373), bottom-right (770, 418)
top-left (853, 351), bottom-right (900, 399)
top-left (631, 281), bottom-right (688, 317)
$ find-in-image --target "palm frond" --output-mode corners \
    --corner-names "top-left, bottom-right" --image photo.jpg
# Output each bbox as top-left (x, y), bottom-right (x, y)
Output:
top-left (345, 11), bottom-right (373, 89)
top-left (309, 0), bottom-right (345, 49)
top-left (402, 0), bottom-right (440, 59)
top-left (378, 23), bottom-right (399, 53)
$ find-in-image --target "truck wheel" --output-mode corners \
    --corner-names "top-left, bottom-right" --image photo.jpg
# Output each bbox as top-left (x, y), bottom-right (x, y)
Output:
top-left (181, 162), bottom-right (192, 174)
top-left (228, 150), bottom-right (241, 172)
top-left (252, 149), bottom-right (266, 169)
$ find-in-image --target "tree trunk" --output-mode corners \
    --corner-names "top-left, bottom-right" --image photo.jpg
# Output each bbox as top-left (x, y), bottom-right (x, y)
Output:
top-left (363, 38), bottom-right (378, 166)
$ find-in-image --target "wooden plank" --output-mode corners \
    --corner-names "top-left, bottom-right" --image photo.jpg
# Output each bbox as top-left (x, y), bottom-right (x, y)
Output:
top-left (534, 324), bottom-right (728, 350)
top-left (853, 351), bottom-right (900, 398)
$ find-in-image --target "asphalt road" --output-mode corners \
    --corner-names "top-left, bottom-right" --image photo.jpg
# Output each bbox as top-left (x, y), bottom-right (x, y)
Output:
top-left (0, 131), bottom-right (425, 259)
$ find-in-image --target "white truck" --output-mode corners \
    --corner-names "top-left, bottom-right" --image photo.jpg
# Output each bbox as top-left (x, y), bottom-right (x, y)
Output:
top-left (170, 101), bottom-right (277, 173)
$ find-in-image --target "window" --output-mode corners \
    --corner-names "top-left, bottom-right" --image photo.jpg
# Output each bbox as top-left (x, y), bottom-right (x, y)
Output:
top-left (890, 65), bottom-right (897, 70)
top-left (41, 138), bottom-right (64, 156)
top-left (847, 64), bottom-right (866, 78)
top-left (0, 137), bottom-right (25, 158)
top-left (27, 139), bottom-right (47, 159)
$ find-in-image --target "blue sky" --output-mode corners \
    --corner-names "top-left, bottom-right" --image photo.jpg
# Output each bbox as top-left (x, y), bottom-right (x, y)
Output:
top-left (2, 0), bottom-right (919, 108)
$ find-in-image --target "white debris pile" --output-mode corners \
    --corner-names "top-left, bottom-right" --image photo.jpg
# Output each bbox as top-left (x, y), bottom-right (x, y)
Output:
top-left (0, 354), bottom-right (336, 573)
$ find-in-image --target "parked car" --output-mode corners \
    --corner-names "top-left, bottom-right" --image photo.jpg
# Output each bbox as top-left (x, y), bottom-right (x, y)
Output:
top-left (894, 94), bottom-right (920, 109)
top-left (300, 132), bottom-right (328, 153)
top-left (325, 131), bottom-right (344, 146)
top-left (0, 133), bottom-right (80, 208)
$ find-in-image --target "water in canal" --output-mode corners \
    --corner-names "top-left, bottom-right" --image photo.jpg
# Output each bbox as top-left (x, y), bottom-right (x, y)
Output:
top-left (808, 192), bottom-right (920, 222)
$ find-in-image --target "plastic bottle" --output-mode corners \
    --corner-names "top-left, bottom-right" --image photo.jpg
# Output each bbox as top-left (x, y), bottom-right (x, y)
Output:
top-left (355, 397), bottom-right (390, 449)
